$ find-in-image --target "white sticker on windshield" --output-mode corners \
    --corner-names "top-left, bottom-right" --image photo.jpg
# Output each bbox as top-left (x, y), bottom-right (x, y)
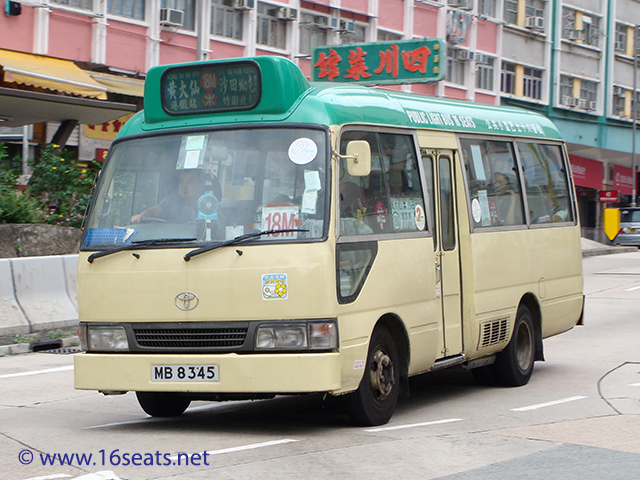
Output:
top-left (288, 138), bottom-right (318, 165)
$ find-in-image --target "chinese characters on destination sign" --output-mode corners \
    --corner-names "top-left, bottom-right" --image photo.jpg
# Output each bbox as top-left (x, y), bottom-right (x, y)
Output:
top-left (161, 62), bottom-right (261, 115)
top-left (312, 39), bottom-right (445, 85)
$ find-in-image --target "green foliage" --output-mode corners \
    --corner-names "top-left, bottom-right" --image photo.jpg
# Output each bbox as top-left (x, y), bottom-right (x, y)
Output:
top-left (27, 144), bottom-right (101, 228)
top-left (0, 143), bottom-right (43, 224)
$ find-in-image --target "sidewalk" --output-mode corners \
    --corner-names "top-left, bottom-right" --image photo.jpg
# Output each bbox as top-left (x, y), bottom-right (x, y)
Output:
top-left (581, 238), bottom-right (638, 257)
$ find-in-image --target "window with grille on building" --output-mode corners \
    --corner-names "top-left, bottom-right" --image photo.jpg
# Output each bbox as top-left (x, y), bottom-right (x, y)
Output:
top-left (635, 92), bottom-right (640, 121)
top-left (561, 7), bottom-right (578, 40)
top-left (446, 49), bottom-right (466, 86)
top-left (580, 79), bottom-right (597, 109)
top-left (476, 57), bottom-right (494, 91)
top-left (377, 30), bottom-right (403, 42)
top-left (582, 15), bottom-right (600, 46)
top-left (500, 62), bottom-right (515, 94)
top-left (523, 67), bottom-right (542, 100)
top-left (161, 0), bottom-right (196, 30)
top-left (478, 0), bottom-right (496, 18)
top-left (211, 0), bottom-right (243, 41)
top-left (51, 0), bottom-right (93, 10)
top-left (338, 23), bottom-right (366, 45)
top-left (299, 13), bottom-right (330, 55)
top-left (504, 0), bottom-right (518, 25)
top-left (257, 2), bottom-right (287, 50)
top-left (108, 0), bottom-right (145, 19)
top-left (615, 22), bottom-right (628, 54)
top-left (524, 0), bottom-right (544, 29)
top-left (613, 87), bottom-right (626, 117)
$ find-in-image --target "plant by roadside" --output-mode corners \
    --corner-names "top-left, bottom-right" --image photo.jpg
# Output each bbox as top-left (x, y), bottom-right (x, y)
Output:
top-left (0, 144), bottom-right (45, 224)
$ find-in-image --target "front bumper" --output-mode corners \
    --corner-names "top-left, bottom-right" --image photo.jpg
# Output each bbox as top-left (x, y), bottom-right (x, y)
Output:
top-left (74, 352), bottom-right (342, 394)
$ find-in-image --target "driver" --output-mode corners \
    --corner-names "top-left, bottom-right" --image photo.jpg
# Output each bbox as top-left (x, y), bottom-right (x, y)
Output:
top-left (131, 169), bottom-right (212, 224)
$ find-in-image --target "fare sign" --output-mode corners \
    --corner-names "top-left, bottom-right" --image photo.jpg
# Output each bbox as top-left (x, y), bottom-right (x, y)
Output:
top-left (312, 39), bottom-right (445, 85)
top-left (161, 61), bottom-right (261, 115)
top-left (599, 190), bottom-right (619, 203)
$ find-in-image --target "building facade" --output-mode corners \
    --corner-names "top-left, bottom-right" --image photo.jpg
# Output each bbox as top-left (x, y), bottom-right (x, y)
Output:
top-left (1, 0), bottom-right (640, 239)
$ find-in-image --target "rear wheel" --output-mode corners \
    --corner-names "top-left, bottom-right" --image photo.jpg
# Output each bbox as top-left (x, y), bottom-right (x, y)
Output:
top-left (136, 392), bottom-right (190, 417)
top-left (345, 326), bottom-right (399, 426)
top-left (493, 305), bottom-right (535, 387)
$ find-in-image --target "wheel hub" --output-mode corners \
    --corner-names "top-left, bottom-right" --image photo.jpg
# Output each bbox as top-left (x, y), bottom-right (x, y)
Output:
top-left (369, 349), bottom-right (395, 400)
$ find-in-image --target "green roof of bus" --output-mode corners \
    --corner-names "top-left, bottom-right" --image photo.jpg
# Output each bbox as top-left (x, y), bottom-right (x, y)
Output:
top-left (116, 56), bottom-right (562, 141)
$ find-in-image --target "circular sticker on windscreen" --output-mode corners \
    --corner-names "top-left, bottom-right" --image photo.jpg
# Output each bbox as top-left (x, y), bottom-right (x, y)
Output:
top-left (288, 138), bottom-right (318, 165)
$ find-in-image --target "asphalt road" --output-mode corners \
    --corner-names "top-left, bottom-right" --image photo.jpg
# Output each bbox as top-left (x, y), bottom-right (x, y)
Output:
top-left (1, 252), bottom-right (639, 480)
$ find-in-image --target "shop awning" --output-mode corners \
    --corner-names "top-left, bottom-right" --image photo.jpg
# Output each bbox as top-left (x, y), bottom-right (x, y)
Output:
top-left (84, 71), bottom-right (145, 97)
top-left (0, 48), bottom-right (107, 100)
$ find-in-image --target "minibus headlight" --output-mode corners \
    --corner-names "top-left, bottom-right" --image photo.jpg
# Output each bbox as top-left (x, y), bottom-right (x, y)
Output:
top-left (255, 320), bottom-right (338, 351)
top-left (87, 326), bottom-right (129, 352)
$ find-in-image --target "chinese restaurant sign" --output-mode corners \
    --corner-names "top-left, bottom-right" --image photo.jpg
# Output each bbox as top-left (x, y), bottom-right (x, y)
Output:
top-left (161, 61), bottom-right (261, 115)
top-left (312, 39), bottom-right (445, 85)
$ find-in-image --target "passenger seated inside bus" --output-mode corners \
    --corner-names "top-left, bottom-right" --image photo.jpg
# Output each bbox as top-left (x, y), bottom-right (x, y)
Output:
top-left (340, 181), bottom-right (373, 235)
top-left (130, 168), bottom-right (223, 225)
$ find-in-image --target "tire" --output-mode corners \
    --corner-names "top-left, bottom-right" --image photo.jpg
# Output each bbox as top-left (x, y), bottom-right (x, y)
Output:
top-left (345, 326), bottom-right (400, 426)
top-left (136, 392), bottom-right (191, 417)
top-left (493, 305), bottom-right (536, 387)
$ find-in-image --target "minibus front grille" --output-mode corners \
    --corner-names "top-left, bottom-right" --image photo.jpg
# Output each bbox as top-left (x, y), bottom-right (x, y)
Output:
top-left (134, 328), bottom-right (248, 349)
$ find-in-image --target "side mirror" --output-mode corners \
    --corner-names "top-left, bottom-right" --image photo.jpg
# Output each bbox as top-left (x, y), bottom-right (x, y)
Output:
top-left (346, 140), bottom-right (371, 177)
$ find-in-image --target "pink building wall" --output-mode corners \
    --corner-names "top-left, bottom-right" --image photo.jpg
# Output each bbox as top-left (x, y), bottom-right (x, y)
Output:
top-left (208, 42), bottom-right (245, 61)
top-left (342, 0), bottom-right (369, 14)
top-left (414, 6), bottom-right (439, 37)
top-left (378, 0), bottom-right (405, 32)
top-left (159, 32), bottom-right (198, 65)
top-left (106, 21), bottom-right (147, 72)
top-left (476, 20), bottom-right (498, 53)
top-left (48, 11), bottom-right (92, 62)
top-left (445, 86), bottom-right (467, 100)
top-left (475, 91), bottom-right (496, 105)
top-left (412, 83), bottom-right (437, 97)
top-left (0, 9), bottom-right (34, 53)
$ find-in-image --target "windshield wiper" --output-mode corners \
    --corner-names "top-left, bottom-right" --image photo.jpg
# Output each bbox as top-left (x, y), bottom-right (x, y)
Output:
top-left (184, 229), bottom-right (309, 262)
top-left (87, 238), bottom-right (197, 263)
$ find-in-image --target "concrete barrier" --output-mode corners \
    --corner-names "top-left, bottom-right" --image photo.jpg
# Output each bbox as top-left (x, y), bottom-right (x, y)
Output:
top-left (0, 254), bottom-right (78, 336)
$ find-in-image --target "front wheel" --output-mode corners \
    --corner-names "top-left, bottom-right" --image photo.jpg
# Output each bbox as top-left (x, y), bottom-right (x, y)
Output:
top-left (493, 305), bottom-right (536, 387)
top-left (345, 326), bottom-right (400, 426)
top-left (136, 392), bottom-right (190, 417)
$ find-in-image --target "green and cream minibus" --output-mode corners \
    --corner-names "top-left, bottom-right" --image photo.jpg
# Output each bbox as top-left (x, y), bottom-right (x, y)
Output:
top-left (74, 56), bottom-right (584, 426)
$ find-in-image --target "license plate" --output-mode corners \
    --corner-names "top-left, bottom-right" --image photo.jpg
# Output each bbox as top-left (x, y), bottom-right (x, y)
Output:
top-left (151, 365), bottom-right (219, 382)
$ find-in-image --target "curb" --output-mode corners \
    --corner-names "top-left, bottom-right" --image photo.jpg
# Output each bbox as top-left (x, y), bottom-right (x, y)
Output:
top-left (0, 335), bottom-right (80, 357)
top-left (582, 246), bottom-right (638, 258)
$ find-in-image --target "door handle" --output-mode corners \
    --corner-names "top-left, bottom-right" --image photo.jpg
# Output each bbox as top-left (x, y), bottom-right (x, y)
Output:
top-left (435, 260), bottom-right (441, 283)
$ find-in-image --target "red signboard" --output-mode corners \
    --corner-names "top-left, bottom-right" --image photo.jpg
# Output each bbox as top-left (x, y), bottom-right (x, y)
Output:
top-left (569, 155), bottom-right (603, 190)
top-left (599, 190), bottom-right (619, 203)
top-left (95, 148), bottom-right (109, 162)
top-left (612, 165), bottom-right (633, 195)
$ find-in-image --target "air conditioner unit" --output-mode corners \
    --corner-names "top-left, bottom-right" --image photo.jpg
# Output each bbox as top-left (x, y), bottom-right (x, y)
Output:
top-left (312, 15), bottom-right (330, 28)
top-left (567, 29), bottom-right (583, 41)
top-left (588, 100), bottom-right (597, 110)
top-left (613, 86), bottom-right (625, 96)
top-left (339, 19), bottom-right (355, 33)
top-left (562, 95), bottom-right (579, 107)
top-left (525, 16), bottom-right (544, 30)
top-left (160, 8), bottom-right (183, 27)
top-left (456, 50), bottom-right (474, 61)
top-left (232, 0), bottom-right (254, 9)
top-left (474, 53), bottom-right (490, 64)
top-left (276, 7), bottom-right (297, 20)
top-left (617, 109), bottom-right (627, 117)
top-left (578, 98), bottom-right (589, 109)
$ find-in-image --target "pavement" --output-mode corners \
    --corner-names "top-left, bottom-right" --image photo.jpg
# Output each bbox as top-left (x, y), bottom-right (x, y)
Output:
top-left (0, 238), bottom-right (636, 357)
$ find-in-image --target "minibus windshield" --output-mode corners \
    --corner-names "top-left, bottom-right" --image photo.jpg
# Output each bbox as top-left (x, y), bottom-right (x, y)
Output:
top-left (82, 127), bottom-right (328, 249)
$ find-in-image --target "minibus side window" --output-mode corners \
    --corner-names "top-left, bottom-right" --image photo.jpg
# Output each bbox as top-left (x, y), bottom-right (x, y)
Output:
top-left (339, 131), bottom-right (427, 235)
top-left (516, 142), bottom-right (574, 224)
top-left (460, 138), bottom-right (525, 228)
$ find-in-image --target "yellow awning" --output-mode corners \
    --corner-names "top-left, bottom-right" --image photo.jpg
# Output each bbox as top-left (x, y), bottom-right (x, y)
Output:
top-left (84, 71), bottom-right (145, 97)
top-left (0, 49), bottom-right (107, 100)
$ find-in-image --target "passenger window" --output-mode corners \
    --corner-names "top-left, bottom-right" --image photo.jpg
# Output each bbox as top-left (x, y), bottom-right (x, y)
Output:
top-left (516, 143), bottom-right (573, 224)
top-left (460, 139), bottom-right (525, 228)
top-left (339, 131), bottom-right (427, 236)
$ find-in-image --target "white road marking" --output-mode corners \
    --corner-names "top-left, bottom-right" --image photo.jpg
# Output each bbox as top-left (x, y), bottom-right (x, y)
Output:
top-left (364, 418), bottom-right (463, 433)
top-left (624, 285), bottom-right (640, 291)
top-left (0, 365), bottom-right (73, 379)
top-left (629, 382), bottom-right (640, 387)
top-left (168, 439), bottom-right (297, 460)
top-left (511, 395), bottom-right (587, 412)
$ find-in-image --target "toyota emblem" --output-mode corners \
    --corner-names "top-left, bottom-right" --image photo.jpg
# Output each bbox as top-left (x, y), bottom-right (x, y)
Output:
top-left (175, 292), bottom-right (199, 311)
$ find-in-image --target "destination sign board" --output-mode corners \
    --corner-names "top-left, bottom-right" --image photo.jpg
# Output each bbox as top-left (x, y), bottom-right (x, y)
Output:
top-left (161, 61), bottom-right (261, 115)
